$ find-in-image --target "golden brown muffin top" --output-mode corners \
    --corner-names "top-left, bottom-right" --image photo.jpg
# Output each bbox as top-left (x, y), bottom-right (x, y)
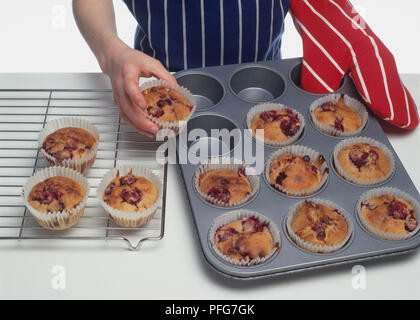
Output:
top-left (199, 169), bottom-right (252, 205)
top-left (143, 86), bottom-right (193, 122)
top-left (251, 108), bottom-right (301, 142)
top-left (337, 143), bottom-right (390, 182)
top-left (361, 194), bottom-right (418, 234)
top-left (314, 97), bottom-right (362, 132)
top-left (214, 216), bottom-right (274, 261)
top-left (269, 153), bottom-right (326, 193)
top-left (102, 170), bottom-right (158, 213)
top-left (291, 201), bottom-right (349, 247)
top-left (42, 127), bottom-right (96, 162)
top-left (29, 176), bottom-right (85, 213)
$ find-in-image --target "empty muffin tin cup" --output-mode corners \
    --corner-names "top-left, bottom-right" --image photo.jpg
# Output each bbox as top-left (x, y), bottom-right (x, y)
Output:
top-left (265, 145), bottom-right (329, 197)
top-left (183, 114), bottom-right (239, 158)
top-left (333, 137), bottom-right (395, 186)
top-left (286, 199), bottom-right (354, 254)
top-left (246, 103), bottom-right (305, 147)
top-left (97, 164), bottom-right (162, 228)
top-left (22, 166), bottom-right (89, 231)
top-left (38, 117), bottom-right (100, 174)
top-left (140, 79), bottom-right (197, 134)
top-left (230, 66), bottom-right (285, 103)
top-left (357, 187), bottom-right (420, 241)
top-left (309, 94), bottom-right (368, 137)
top-left (194, 157), bottom-right (260, 208)
top-left (176, 73), bottom-right (224, 111)
top-left (208, 209), bottom-right (281, 266)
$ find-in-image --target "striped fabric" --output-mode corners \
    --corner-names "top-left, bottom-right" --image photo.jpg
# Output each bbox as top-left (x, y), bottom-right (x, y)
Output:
top-left (122, 0), bottom-right (290, 71)
top-left (291, 0), bottom-right (419, 129)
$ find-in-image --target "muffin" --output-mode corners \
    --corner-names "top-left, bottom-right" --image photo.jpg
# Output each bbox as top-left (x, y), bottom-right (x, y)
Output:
top-left (266, 146), bottom-right (329, 197)
top-left (198, 169), bottom-right (252, 205)
top-left (361, 195), bottom-right (417, 235)
top-left (287, 200), bottom-right (351, 253)
top-left (39, 117), bottom-right (99, 174)
top-left (335, 140), bottom-right (393, 185)
top-left (194, 158), bottom-right (260, 208)
top-left (140, 80), bottom-right (196, 133)
top-left (310, 94), bottom-right (368, 137)
top-left (22, 166), bottom-right (89, 230)
top-left (247, 104), bottom-right (304, 146)
top-left (209, 210), bottom-right (281, 266)
top-left (97, 165), bottom-right (162, 228)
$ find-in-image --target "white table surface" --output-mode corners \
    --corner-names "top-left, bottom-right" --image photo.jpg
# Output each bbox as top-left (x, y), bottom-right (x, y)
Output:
top-left (0, 73), bottom-right (418, 300)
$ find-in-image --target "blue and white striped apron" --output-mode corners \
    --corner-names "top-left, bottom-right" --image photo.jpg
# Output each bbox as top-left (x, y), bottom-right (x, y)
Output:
top-left (122, 0), bottom-right (290, 71)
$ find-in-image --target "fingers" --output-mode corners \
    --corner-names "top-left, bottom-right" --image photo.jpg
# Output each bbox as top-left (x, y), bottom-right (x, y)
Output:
top-left (149, 60), bottom-right (178, 85)
top-left (123, 68), bottom-right (147, 110)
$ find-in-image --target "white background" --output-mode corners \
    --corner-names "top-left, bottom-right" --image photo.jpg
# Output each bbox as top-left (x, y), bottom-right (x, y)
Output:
top-left (0, 0), bottom-right (419, 73)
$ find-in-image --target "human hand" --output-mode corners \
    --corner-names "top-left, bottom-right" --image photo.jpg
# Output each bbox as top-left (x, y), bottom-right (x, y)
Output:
top-left (101, 40), bottom-right (177, 137)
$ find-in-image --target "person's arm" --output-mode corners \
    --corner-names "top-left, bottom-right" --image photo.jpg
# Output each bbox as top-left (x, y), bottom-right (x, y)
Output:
top-left (72, 0), bottom-right (177, 137)
top-left (290, 0), bottom-right (419, 129)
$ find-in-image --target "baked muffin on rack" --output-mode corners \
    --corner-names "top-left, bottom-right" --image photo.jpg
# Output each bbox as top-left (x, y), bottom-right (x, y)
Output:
top-left (29, 176), bottom-right (85, 214)
top-left (268, 153), bottom-right (326, 194)
top-left (143, 86), bottom-right (193, 122)
top-left (313, 96), bottom-right (362, 132)
top-left (251, 108), bottom-right (301, 142)
top-left (42, 127), bottom-right (96, 162)
top-left (290, 200), bottom-right (349, 247)
top-left (360, 194), bottom-right (418, 234)
top-left (214, 216), bottom-right (275, 261)
top-left (198, 169), bottom-right (252, 205)
top-left (336, 142), bottom-right (391, 183)
top-left (102, 169), bottom-right (158, 213)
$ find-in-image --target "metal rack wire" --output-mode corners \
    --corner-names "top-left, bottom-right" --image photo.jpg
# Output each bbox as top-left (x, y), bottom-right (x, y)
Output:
top-left (0, 89), bottom-right (167, 250)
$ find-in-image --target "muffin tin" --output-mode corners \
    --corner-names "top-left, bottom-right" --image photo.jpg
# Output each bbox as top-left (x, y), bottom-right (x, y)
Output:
top-left (174, 57), bottom-right (420, 279)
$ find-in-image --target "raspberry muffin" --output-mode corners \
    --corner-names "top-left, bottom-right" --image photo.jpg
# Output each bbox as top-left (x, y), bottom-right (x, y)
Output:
top-left (334, 137), bottom-right (394, 186)
top-left (198, 169), bottom-right (252, 206)
top-left (288, 200), bottom-right (351, 253)
top-left (22, 166), bottom-right (89, 230)
top-left (248, 105), bottom-right (303, 146)
top-left (209, 210), bottom-right (281, 266)
top-left (98, 165), bottom-right (162, 228)
top-left (267, 146), bottom-right (329, 196)
top-left (143, 85), bottom-right (193, 122)
top-left (39, 117), bottom-right (99, 174)
top-left (360, 195), bottom-right (418, 235)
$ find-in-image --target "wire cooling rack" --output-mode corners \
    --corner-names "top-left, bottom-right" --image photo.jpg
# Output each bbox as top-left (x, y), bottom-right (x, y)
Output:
top-left (0, 89), bottom-right (167, 250)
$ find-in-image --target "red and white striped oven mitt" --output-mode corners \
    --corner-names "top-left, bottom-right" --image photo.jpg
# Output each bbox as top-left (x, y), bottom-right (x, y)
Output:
top-left (290, 0), bottom-right (419, 129)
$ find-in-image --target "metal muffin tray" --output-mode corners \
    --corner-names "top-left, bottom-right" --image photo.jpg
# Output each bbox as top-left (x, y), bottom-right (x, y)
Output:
top-left (174, 57), bottom-right (420, 279)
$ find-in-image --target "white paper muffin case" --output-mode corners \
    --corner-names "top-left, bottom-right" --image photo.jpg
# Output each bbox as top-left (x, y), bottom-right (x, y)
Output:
top-left (246, 103), bottom-right (305, 147)
top-left (140, 79), bottom-right (196, 134)
top-left (265, 145), bottom-right (329, 197)
top-left (357, 187), bottom-right (420, 241)
top-left (333, 136), bottom-right (395, 186)
top-left (309, 94), bottom-right (368, 137)
top-left (22, 166), bottom-right (89, 231)
top-left (286, 199), bottom-right (354, 254)
top-left (194, 157), bottom-right (260, 208)
top-left (38, 117), bottom-right (99, 174)
top-left (97, 164), bottom-right (162, 228)
top-left (208, 209), bottom-right (281, 266)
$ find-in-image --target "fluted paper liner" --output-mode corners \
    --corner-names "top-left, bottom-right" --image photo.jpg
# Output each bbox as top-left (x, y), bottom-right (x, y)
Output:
top-left (265, 145), bottom-right (329, 197)
top-left (22, 166), bottom-right (89, 230)
top-left (246, 103), bottom-right (305, 147)
top-left (357, 187), bottom-right (420, 241)
top-left (286, 199), bottom-right (354, 254)
top-left (97, 164), bottom-right (162, 228)
top-left (309, 94), bottom-right (368, 137)
top-left (140, 79), bottom-right (196, 134)
top-left (194, 157), bottom-right (260, 208)
top-left (38, 117), bottom-right (99, 174)
top-left (333, 137), bottom-right (395, 186)
top-left (208, 209), bottom-right (281, 266)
